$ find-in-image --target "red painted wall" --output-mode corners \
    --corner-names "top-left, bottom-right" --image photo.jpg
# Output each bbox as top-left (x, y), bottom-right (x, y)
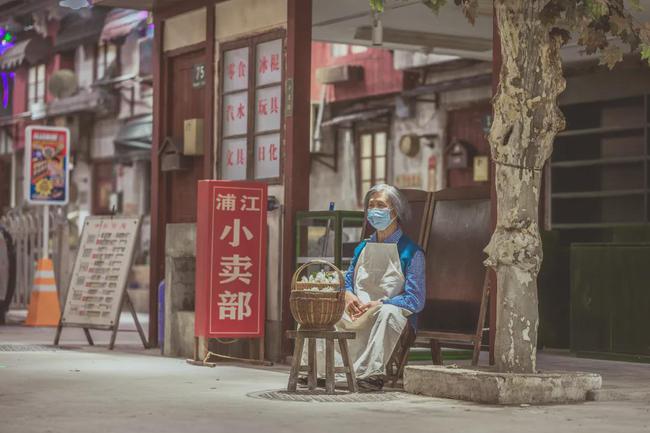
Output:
top-left (13, 66), bottom-right (27, 114)
top-left (310, 42), bottom-right (408, 103)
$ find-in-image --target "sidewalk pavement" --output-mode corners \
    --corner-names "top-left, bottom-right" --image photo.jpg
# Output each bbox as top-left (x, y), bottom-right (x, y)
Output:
top-left (1, 320), bottom-right (649, 433)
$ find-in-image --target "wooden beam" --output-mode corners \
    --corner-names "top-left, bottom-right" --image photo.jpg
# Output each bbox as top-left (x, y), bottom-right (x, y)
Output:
top-left (148, 11), bottom-right (165, 347)
top-left (282, 0), bottom-right (312, 355)
top-left (354, 26), bottom-right (492, 53)
top-left (204, 2), bottom-right (215, 179)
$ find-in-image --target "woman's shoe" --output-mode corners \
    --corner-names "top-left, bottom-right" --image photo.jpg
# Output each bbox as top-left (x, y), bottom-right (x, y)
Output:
top-left (356, 376), bottom-right (384, 392)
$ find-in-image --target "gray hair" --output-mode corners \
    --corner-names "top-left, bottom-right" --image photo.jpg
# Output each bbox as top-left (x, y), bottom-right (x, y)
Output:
top-left (363, 184), bottom-right (411, 224)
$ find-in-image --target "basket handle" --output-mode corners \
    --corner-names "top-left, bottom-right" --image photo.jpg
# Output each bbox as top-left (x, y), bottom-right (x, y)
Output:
top-left (291, 259), bottom-right (346, 296)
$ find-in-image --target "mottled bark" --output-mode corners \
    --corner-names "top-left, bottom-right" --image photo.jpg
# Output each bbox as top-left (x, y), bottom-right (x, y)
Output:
top-left (484, 1), bottom-right (566, 373)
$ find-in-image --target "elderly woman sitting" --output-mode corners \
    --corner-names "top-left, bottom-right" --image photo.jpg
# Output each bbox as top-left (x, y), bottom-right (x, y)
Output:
top-left (341, 184), bottom-right (425, 390)
top-left (302, 184), bottom-right (425, 391)
top-left (296, 185), bottom-right (422, 391)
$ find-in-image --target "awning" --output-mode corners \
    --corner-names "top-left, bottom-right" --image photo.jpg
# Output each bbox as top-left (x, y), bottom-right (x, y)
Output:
top-left (100, 8), bottom-right (148, 42)
top-left (402, 73), bottom-right (492, 98)
top-left (54, 8), bottom-right (109, 53)
top-left (91, 0), bottom-right (154, 10)
top-left (321, 108), bottom-right (390, 127)
top-left (114, 114), bottom-right (152, 150)
top-left (0, 36), bottom-right (52, 70)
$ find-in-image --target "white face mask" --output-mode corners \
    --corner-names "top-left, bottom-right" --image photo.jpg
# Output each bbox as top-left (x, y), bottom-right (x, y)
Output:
top-left (367, 208), bottom-right (395, 231)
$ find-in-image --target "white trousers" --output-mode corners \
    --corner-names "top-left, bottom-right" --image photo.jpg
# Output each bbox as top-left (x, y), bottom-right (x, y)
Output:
top-left (301, 304), bottom-right (408, 379)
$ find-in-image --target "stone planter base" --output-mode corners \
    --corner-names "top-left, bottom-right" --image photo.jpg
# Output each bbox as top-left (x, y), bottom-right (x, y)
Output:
top-left (404, 365), bottom-right (602, 405)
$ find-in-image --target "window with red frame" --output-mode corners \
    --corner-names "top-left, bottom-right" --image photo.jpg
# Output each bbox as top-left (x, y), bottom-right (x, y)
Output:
top-left (357, 130), bottom-right (388, 198)
top-left (218, 29), bottom-right (285, 182)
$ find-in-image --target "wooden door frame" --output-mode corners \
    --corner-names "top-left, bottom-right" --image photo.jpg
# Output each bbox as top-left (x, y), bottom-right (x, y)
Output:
top-left (281, 0), bottom-right (312, 355)
top-left (149, 3), bottom-right (215, 346)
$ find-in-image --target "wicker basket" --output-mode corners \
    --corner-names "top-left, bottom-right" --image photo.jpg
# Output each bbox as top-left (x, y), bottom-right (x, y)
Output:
top-left (289, 260), bottom-right (345, 330)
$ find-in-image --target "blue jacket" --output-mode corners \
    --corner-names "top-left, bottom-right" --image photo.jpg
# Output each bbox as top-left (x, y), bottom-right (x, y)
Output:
top-left (344, 228), bottom-right (426, 329)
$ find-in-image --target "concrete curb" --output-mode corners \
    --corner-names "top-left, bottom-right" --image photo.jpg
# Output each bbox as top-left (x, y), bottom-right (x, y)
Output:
top-left (404, 365), bottom-right (602, 405)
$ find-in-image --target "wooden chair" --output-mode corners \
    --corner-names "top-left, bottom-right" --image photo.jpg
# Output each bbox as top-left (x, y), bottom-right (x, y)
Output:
top-left (386, 186), bottom-right (492, 385)
top-left (360, 187), bottom-right (491, 384)
top-left (418, 186), bottom-right (492, 365)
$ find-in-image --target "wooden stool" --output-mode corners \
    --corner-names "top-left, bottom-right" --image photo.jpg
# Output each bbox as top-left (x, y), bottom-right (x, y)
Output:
top-left (286, 330), bottom-right (358, 394)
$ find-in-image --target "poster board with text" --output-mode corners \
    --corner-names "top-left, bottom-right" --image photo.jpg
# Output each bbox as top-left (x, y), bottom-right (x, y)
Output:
top-left (60, 216), bottom-right (140, 328)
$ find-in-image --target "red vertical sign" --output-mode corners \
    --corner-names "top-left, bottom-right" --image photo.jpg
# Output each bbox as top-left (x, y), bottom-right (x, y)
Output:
top-left (196, 181), bottom-right (267, 338)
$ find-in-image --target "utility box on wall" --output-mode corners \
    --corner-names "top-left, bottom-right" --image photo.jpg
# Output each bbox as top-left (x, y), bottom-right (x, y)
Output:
top-left (183, 118), bottom-right (204, 156)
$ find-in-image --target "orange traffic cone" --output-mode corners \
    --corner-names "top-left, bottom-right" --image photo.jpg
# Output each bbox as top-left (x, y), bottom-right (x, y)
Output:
top-left (25, 258), bottom-right (61, 327)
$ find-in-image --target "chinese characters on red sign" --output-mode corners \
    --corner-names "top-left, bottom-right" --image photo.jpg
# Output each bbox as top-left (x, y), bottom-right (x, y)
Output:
top-left (195, 181), bottom-right (268, 338)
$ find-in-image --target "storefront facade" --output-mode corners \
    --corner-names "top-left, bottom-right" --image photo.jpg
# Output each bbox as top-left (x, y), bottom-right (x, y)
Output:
top-left (90, 0), bottom-right (650, 361)
top-left (92, 0), bottom-right (311, 358)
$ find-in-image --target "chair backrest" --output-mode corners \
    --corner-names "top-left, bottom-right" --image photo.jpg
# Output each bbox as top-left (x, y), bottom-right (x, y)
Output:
top-left (419, 186), bottom-right (491, 334)
top-left (396, 188), bottom-right (432, 251)
top-left (360, 188), bottom-right (432, 250)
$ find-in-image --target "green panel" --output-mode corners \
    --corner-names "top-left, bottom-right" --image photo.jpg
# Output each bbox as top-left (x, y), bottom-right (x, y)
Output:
top-left (571, 243), bottom-right (650, 356)
top-left (611, 225), bottom-right (650, 243)
top-left (538, 230), bottom-right (571, 349)
top-left (294, 210), bottom-right (364, 270)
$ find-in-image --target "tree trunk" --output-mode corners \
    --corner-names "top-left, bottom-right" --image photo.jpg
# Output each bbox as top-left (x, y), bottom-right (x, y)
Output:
top-left (484, 1), bottom-right (566, 373)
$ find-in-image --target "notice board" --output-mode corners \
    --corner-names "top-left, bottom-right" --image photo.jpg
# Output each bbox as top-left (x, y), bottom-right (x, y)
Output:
top-left (60, 216), bottom-right (140, 328)
top-left (195, 180), bottom-right (268, 338)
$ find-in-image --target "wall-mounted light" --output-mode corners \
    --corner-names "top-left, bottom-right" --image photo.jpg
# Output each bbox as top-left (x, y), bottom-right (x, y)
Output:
top-left (59, 0), bottom-right (90, 10)
top-left (371, 10), bottom-right (383, 46)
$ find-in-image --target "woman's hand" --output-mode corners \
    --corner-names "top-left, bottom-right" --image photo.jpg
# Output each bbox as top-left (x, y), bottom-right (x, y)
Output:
top-left (345, 292), bottom-right (364, 319)
top-left (354, 300), bottom-right (381, 318)
top-left (363, 300), bottom-right (382, 309)
top-left (349, 299), bottom-right (382, 320)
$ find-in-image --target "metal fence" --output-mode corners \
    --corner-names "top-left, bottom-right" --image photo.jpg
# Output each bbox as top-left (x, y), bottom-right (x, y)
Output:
top-left (0, 207), bottom-right (72, 309)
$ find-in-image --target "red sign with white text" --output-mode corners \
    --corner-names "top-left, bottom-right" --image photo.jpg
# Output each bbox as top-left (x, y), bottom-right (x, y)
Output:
top-left (195, 181), bottom-right (268, 338)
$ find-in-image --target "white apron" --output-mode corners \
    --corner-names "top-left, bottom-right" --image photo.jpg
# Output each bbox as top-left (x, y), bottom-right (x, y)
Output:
top-left (302, 242), bottom-right (411, 379)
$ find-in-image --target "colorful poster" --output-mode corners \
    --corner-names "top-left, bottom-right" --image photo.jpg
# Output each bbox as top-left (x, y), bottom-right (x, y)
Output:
top-left (195, 181), bottom-right (268, 338)
top-left (24, 125), bottom-right (70, 205)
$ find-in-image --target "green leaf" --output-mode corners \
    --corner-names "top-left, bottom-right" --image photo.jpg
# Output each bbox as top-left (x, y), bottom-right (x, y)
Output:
top-left (459, 0), bottom-right (479, 25)
top-left (369, 0), bottom-right (384, 12)
top-left (609, 14), bottom-right (630, 35)
top-left (422, 0), bottom-right (447, 14)
top-left (578, 25), bottom-right (608, 54)
top-left (640, 22), bottom-right (650, 45)
top-left (599, 45), bottom-right (624, 69)
top-left (585, 0), bottom-right (609, 18)
top-left (641, 44), bottom-right (650, 66)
